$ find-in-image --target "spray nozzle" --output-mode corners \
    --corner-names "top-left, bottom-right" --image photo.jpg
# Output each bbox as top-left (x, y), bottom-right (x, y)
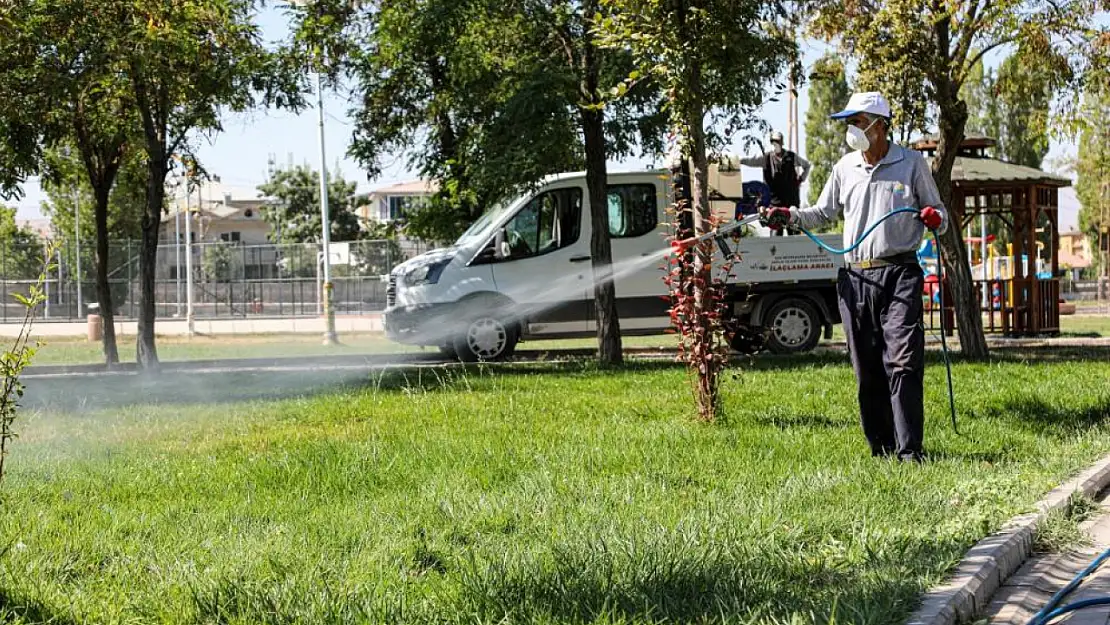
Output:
top-left (667, 214), bottom-right (761, 256)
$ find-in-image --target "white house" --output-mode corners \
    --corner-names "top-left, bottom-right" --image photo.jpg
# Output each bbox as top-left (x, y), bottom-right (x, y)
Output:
top-left (360, 179), bottom-right (437, 224)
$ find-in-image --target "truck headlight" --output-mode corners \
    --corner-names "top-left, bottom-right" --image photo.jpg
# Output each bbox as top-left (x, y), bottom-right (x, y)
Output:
top-left (404, 257), bottom-right (452, 286)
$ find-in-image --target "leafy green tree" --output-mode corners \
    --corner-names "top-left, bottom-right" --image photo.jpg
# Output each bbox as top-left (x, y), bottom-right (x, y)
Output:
top-left (994, 52), bottom-right (1057, 169)
top-left (960, 58), bottom-right (1002, 141)
top-left (0, 206), bottom-right (45, 280)
top-left (597, 0), bottom-right (798, 420)
top-left (257, 164), bottom-right (362, 244)
top-left (962, 52), bottom-right (1056, 169)
top-left (520, 0), bottom-right (668, 365)
top-left (808, 0), bottom-right (1104, 358)
top-left (295, 0), bottom-right (573, 243)
top-left (804, 54), bottom-right (851, 207)
top-left (1077, 85), bottom-right (1110, 278)
top-left (126, 0), bottom-right (304, 370)
top-left (294, 0), bottom-right (668, 364)
top-left (0, 0), bottom-right (141, 365)
top-left (202, 244), bottom-right (243, 282)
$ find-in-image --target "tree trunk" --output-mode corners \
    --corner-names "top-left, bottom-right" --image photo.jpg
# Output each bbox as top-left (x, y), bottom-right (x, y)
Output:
top-left (580, 35), bottom-right (622, 366)
top-left (136, 156), bottom-right (165, 370)
top-left (92, 185), bottom-right (119, 366)
top-left (426, 55), bottom-right (476, 230)
top-left (932, 94), bottom-right (990, 359)
top-left (687, 68), bottom-right (718, 421)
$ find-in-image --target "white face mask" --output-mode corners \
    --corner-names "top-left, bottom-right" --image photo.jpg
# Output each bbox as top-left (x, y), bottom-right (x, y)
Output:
top-left (845, 118), bottom-right (879, 152)
top-left (772, 144), bottom-right (783, 155)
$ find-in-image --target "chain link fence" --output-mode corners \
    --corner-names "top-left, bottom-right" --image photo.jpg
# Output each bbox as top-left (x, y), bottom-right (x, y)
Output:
top-left (0, 238), bottom-right (431, 323)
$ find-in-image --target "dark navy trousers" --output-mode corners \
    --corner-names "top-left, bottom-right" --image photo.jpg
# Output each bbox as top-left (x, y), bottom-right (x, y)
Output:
top-left (836, 263), bottom-right (926, 460)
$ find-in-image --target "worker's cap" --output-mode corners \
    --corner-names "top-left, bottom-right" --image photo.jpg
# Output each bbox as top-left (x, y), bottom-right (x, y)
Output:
top-left (830, 91), bottom-right (892, 120)
top-left (769, 131), bottom-right (784, 143)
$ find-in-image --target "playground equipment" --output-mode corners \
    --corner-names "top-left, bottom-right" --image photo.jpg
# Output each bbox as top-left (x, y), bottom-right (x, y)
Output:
top-left (911, 134), bottom-right (1069, 336)
top-left (919, 234), bottom-right (1053, 313)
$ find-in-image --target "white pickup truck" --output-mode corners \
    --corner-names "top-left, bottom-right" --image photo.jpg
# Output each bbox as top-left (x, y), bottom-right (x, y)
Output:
top-left (382, 168), bottom-right (845, 361)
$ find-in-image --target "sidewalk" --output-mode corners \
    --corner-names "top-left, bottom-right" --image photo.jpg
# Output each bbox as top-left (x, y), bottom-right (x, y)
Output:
top-left (985, 490), bottom-right (1110, 624)
top-left (6, 314), bottom-right (382, 338)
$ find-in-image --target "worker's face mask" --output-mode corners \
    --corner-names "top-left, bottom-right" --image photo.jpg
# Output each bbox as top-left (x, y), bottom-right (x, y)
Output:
top-left (845, 118), bottom-right (879, 152)
top-left (772, 143), bottom-right (783, 155)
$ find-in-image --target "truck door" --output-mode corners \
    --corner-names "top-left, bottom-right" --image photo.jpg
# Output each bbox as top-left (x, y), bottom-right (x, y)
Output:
top-left (489, 185), bottom-right (591, 336)
top-left (586, 180), bottom-right (672, 334)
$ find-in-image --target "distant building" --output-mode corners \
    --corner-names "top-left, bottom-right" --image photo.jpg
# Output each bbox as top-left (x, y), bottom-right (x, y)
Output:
top-left (1059, 230), bottom-right (1094, 280)
top-left (17, 219), bottom-right (53, 240)
top-left (159, 180), bottom-right (275, 280)
top-left (360, 179), bottom-right (437, 224)
top-left (161, 179), bottom-right (269, 246)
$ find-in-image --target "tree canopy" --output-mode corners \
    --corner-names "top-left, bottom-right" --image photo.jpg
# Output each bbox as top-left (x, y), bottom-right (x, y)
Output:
top-left (961, 51), bottom-right (1059, 169)
top-left (257, 163), bottom-right (362, 244)
top-left (807, 0), bottom-right (1109, 358)
top-left (291, 0), bottom-right (667, 243)
top-left (804, 53), bottom-right (851, 207)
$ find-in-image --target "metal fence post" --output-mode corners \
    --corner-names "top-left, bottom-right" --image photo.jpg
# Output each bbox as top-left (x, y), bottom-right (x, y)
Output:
top-left (2, 242), bottom-right (6, 323)
top-left (127, 239), bottom-right (134, 318)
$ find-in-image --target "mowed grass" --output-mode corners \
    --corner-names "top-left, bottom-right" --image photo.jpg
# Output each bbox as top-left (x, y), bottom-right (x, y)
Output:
top-left (1058, 314), bottom-right (1110, 337)
top-left (23, 332), bottom-right (419, 365)
top-left (1, 350), bottom-right (1110, 624)
top-left (23, 313), bottom-right (1110, 367)
top-left (22, 332), bottom-right (684, 366)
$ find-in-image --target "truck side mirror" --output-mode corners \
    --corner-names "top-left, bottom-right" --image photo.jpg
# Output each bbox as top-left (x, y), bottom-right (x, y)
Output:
top-left (495, 228), bottom-right (509, 259)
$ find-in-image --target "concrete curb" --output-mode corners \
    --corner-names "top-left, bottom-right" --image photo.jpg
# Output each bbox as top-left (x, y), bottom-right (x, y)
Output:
top-left (906, 453), bottom-right (1110, 625)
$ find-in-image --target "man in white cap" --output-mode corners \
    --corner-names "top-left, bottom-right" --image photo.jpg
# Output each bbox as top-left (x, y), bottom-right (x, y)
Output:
top-left (741, 131), bottom-right (810, 235)
top-left (762, 91), bottom-right (948, 463)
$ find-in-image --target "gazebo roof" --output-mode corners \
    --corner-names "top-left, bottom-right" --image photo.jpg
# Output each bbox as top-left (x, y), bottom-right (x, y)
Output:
top-left (948, 156), bottom-right (1072, 188)
top-left (910, 134), bottom-right (1071, 188)
top-left (911, 133), bottom-right (997, 152)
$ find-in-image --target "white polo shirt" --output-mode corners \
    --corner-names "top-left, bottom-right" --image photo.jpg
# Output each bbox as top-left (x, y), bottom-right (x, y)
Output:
top-left (794, 144), bottom-right (949, 264)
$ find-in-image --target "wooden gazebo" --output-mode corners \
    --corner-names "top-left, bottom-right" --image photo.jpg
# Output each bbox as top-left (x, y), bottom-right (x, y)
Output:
top-left (912, 135), bottom-right (1072, 336)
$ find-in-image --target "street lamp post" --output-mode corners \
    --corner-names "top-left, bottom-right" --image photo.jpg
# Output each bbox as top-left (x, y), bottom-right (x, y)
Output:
top-left (186, 178), bottom-right (196, 336)
top-left (314, 70), bottom-right (338, 345)
top-left (175, 195), bottom-right (182, 317)
top-left (73, 184), bottom-right (83, 316)
top-left (288, 0), bottom-right (337, 345)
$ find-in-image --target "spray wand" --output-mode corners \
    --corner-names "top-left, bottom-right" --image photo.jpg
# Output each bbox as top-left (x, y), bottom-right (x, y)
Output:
top-left (669, 213), bottom-right (763, 254)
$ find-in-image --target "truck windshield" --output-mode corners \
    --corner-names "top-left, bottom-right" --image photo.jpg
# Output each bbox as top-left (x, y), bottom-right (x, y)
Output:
top-left (454, 199), bottom-right (516, 246)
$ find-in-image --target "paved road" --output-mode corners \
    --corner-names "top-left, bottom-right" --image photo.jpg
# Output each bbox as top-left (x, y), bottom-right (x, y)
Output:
top-left (986, 489), bottom-right (1110, 624)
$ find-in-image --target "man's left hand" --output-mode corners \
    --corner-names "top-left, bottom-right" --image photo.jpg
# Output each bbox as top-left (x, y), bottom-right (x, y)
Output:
top-left (919, 206), bottom-right (942, 230)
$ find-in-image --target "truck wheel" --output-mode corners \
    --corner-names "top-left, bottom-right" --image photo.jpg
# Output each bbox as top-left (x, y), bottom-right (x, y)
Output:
top-left (764, 298), bottom-right (821, 354)
top-left (453, 316), bottom-right (519, 362)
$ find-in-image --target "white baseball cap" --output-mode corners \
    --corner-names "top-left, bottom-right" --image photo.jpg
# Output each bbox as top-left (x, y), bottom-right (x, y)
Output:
top-left (830, 91), bottom-right (892, 120)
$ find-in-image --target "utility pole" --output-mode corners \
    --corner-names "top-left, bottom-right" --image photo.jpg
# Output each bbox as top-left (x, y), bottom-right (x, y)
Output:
top-left (175, 195), bottom-right (182, 317)
top-left (186, 175), bottom-right (196, 336)
top-left (315, 69), bottom-right (338, 345)
top-left (289, 0), bottom-right (338, 345)
top-left (73, 184), bottom-right (82, 316)
top-left (1096, 180), bottom-right (1105, 313)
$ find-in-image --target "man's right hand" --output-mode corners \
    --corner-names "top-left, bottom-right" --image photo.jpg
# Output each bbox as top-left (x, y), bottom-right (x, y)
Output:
top-left (760, 207), bottom-right (793, 231)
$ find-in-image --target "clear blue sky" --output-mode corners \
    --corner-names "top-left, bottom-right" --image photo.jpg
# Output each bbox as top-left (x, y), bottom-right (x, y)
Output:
top-left (12, 5), bottom-right (1085, 223)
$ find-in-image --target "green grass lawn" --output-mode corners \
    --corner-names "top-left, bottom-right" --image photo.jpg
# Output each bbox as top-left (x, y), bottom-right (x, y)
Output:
top-left (23, 332), bottom-right (419, 366)
top-left (1057, 314), bottom-right (1110, 337)
top-left (21, 332), bottom-right (685, 366)
top-left (1, 349), bottom-right (1109, 623)
top-left (22, 314), bottom-right (1108, 367)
